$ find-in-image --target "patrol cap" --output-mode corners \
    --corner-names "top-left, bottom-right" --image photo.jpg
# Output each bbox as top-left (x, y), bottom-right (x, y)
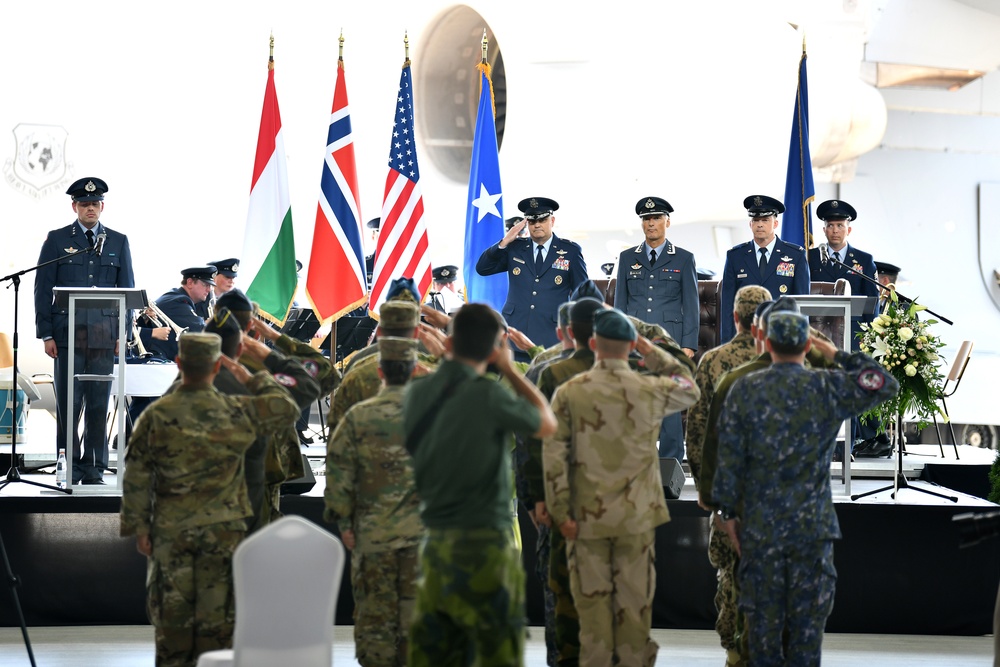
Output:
top-left (432, 265), bottom-right (459, 284)
top-left (208, 258), bottom-right (239, 278)
top-left (379, 300), bottom-right (420, 329)
top-left (216, 288), bottom-right (253, 313)
top-left (593, 308), bottom-right (637, 342)
top-left (743, 195), bottom-right (785, 217)
top-left (875, 261), bottom-right (901, 278)
top-left (66, 177), bottom-right (108, 202)
top-left (636, 196), bottom-right (674, 217)
top-left (734, 285), bottom-right (773, 321)
top-left (505, 216), bottom-right (524, 231)
top-left (767, 311), bottom-right (810, 349)
top-left (366, 218), bottom-right (381, 230)
top-left (570, 280), bottom-right (604, 302)
top-left (816, 199), bottom-right (857, 222)
top-left (518, 197), bottom-right (559, 221)
top-left (378, 336), bottom-right (417, 362)
top-left (386, 277), bottom-right (420, 303)
top-left (181, 266), bottom-right (217, 286)
top-left (203, 307), bottom-right (242, 351)
top-left (570, 297), bottom-right (606, 324)
top-left (178, 332), bottom-right (222, 363)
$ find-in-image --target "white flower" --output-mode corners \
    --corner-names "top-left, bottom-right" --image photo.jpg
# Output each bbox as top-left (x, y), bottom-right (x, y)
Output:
top-left (871, 321), bottom-right (885, 334)
top-left (871, 337), bottom-right (889, 359)
top-left (904, 364), bottom-right (917, 377)
top-left (898, 327), bottom-right (914, 341)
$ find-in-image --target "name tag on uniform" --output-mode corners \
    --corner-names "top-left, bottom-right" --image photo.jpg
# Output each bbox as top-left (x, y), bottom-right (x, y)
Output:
top-left (628, 270), bottom-right (643, 277)
top-left (736, 272), bottom-right (748, 279)
top-left (512, 256), bottom-right (525, 264)
top-left (776, 262), bottom-right (795, 277)
top-left (552, 258), bottom-right (570, 271)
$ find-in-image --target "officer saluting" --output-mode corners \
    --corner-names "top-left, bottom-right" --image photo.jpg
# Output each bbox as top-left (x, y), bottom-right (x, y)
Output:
top-left (475, 197), bottom-right (588, 356)
top-left (719, 195), bottom-right (810, 343)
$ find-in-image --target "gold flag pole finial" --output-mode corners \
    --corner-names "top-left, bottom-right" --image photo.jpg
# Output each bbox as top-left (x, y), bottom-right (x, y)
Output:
top-left (802, 34), bottom-right (807, 55)
top-left (339, 30), bottom-right (344, 61)
top-left (404, 31), bottom-right (410, 65)
top-left (481, 29), bottom-right (488, 65)
top-left (268, 32), bottom-right (274, 71)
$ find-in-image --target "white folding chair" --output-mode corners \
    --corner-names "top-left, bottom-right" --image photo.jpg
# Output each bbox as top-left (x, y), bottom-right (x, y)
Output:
top-left (196, 515), bottom-right (346, 667)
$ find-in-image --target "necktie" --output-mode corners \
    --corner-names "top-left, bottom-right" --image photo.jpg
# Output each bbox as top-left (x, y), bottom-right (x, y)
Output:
top-left (535, 245), bottom-right (545, 274)
top-left (650, 249), bottom-right (657, 265)
top-left (758, 248), bottom-right (767, 276)
top-left (86, 229), bottom-right (95, 248)
top-left (833, 251), bottom-right (842, 264)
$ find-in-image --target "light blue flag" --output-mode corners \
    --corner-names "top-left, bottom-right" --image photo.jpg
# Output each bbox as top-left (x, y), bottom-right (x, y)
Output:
top-left (782, 52), bottom-right (815, 249)
top-left (463, 65), bottom-right (507, 310)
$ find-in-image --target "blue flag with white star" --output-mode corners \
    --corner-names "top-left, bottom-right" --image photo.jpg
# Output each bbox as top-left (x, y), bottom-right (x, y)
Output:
top-left (463, 64), bottom-right (507, 310)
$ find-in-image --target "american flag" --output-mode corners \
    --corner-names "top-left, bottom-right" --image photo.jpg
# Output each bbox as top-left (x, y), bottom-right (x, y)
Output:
top-left (369, 60), bottom-right (432, 315)
top-left (305, 52), bottom-right (367, 323)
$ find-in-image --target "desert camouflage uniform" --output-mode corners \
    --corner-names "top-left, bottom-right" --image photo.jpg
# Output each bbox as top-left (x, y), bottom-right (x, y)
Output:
top-left (714, 351), bottom-right (898, 667)
top-left (543, 345), bottom-right (700, 667)
top-left (120, 372), bottom-right (300, 667)
top-left (325, 384), bottom-right (423, 667)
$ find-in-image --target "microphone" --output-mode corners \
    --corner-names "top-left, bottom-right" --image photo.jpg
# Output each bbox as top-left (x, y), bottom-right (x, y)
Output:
top-left (94, 233), bottom-right (107, 256)
top-left (818, 243), bottom-right (830, 265)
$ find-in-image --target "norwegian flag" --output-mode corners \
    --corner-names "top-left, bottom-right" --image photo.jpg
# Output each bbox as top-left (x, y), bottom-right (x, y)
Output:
top-left (305, 54), bottom-right (367, 323)
top-left (369, 59), bottom-right (432, 315)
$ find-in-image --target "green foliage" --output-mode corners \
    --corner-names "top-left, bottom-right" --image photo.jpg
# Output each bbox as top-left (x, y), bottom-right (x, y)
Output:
top-left (988, 450), bottom-right (1000, 505)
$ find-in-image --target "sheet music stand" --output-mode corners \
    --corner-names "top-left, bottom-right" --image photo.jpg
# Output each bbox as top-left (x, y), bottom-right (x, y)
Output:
top-left (54, 287), bottom-right (147, 494)
top-left (794, 293), bottom-right (879, 498)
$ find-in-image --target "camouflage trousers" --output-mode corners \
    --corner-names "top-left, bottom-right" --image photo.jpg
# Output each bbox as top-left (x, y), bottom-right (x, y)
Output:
top-left (567, 530), bottom-right (658, 667)
top-left (739, 539), bottom-right (837, 667)
top-left (352, 545), bottom-right (419, 667)
top-left (147, 521), bottom-right (245, 667)
top-left (409, 527), bottom-right (526, 667)
top-left (534, 523), bottom-right (558, 666)
top-left (708, 514), bottom-right (747, 663)
top-left (549, 525), bottom-right (580, 666)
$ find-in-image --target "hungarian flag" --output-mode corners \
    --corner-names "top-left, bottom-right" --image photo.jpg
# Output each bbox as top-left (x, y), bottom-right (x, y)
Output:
top-left (305, 51), bottom-right (367, 323)
top-left (242, 52), bottom-right (297, 326)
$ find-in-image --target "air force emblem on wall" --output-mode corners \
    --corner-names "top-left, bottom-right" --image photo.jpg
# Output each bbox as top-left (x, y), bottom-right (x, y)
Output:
top-left (3, 123), bottom-right (74, 199)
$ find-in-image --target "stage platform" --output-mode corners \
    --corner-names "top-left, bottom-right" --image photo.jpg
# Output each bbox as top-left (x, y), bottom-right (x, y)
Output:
top-left (2, 409), bottom-right (997, 635)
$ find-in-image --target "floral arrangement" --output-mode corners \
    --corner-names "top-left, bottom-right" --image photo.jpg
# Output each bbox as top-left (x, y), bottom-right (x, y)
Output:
top-left (857, 290), bottom-right (948, 432)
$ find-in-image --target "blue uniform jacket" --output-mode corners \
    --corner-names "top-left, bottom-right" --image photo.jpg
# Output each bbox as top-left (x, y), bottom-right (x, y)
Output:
top-left (34, 221), bottom-right (135, 346)
top-left (807, 244), bottom-right (879, 349)
top-left (613, 242), bottom-right (699, 350)
top-left (476, 234), bottom-right (588, 349)
top-left (142, 288), bottom-right (207, 361)
top-left (719, 237), bottom-right (810, 342)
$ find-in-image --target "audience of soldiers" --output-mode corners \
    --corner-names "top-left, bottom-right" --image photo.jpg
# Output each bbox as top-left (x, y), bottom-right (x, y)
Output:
top-left (112, 193), bottom-right (901, 666)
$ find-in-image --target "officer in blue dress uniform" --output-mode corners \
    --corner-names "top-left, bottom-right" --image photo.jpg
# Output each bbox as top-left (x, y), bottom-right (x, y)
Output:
top-left (195, 258), bottom-right (239, 319)
top-left (476, 197), bottom-right (589, 358)
top-left (34, 177), bottom-right (135, 484)
top-left (614, 196), bottom-right (699, 460)
top-left (142, 266), bottom-right (216, 361)
top-left (806, 200), bottom-right (878, 350)
top-left (719, 195), bottom-right (810, 343)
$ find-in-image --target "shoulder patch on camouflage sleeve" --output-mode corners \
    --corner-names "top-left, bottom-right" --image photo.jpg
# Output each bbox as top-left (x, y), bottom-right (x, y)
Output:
top-left (275, 374), bottom-right (298, 388)
top-left (670, 375), bottom-right (694, 391)
top-left (858, 369), bottom-right (885, 391)
top-left (303, 360), bottom-right (320, 378)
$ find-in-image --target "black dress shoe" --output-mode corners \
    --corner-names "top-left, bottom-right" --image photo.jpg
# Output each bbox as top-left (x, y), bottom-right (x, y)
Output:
top-left (81, 478), bottom-right (106, 485)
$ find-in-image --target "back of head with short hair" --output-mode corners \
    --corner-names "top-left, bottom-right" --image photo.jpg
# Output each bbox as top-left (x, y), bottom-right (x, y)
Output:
top-left (450, 303), bottom-right (504, 362)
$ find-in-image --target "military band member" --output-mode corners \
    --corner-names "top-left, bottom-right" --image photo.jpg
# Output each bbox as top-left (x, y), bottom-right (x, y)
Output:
top-left (120, 332), bottom-right (301, 667)
top-left (34, 176), bottom-right (135, 484)
top-left (428, 265), bottom-right (465, 315)
top-left (614, 196), bottom-right (700, 461)
top-left (543, 308), bottom-right (700, 667)
top-left (195, 258), bottom-right (239, 319)
top-left (476, 197), bottom-right (589, 356)
top-left (142, 266), bottom-right (217, 361)
top-left (719, 195), bottom-right (810, 343)
top-left (326, 337), bottom-right (423, 667)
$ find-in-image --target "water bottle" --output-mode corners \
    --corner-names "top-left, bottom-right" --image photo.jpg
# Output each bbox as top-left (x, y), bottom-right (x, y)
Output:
top-left (55, 449), bottom-right (67, 489)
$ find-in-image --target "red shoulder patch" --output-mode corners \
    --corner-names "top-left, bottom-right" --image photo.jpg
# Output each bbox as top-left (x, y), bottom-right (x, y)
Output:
top-left (858, 369), bottom-right (885, 391)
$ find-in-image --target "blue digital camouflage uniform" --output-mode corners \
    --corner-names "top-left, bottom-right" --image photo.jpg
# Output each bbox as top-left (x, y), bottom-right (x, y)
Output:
top-left (713, 351), bottom-right (898, 667)
top-left (120, 370), bottom-right (300, 667)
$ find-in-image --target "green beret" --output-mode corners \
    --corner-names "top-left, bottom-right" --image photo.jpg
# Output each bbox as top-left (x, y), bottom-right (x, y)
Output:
top-left (178, 332), bottom-right (222, 362)
top-left (378, 336), bottom-right (417, 362)
top-left (767, 312), bottom-right (810, 348)
top-left (593, 308), bottom-right (637, 341)
top-left (379, 301), bottom-right (420, 329)
top-left (734, 285), bottom-right (772, 320)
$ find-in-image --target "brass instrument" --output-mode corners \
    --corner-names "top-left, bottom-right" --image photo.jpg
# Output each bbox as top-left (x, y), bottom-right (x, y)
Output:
top-left (128, 314), bottom-right (153, 359)
top-left (146, 302), bottom-right (188, 339)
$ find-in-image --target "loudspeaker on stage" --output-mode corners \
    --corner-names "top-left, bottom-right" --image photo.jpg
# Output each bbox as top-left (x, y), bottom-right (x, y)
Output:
top-left (660, 457), bottom-right (685, 500)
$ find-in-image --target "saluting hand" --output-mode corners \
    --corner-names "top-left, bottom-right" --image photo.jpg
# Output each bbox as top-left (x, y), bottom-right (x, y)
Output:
top-left (419, 305), bottom-right (450, 331)
top-left (499, 220), bottom-right (527, 249)
top-left (220, 355), bottom-right (252, 385)
top-left (418, 323), bottom-right (447, 358)
top-left (506, 327), bottom-right (536, 352)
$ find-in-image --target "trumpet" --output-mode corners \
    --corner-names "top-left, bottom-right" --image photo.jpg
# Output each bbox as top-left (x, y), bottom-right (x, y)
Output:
top-left (128, 317), bottom-right (153, 359)
top-left (146, 302), bottom-right (188, 339)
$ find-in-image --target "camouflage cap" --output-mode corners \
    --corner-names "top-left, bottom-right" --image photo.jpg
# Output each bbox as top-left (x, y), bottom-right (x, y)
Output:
top-left (593, 308), bottom-right (637, 341)
top-left (178, 332), bottom-right (222, 362)
top-left (378, 336), bottom-right (417, 362)
top-left (767, 311), bottom-right (810, 348)
top-left (734, 285), bottom-right (772, 320)
top-left (379, 300), bottom-right (420, 329)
